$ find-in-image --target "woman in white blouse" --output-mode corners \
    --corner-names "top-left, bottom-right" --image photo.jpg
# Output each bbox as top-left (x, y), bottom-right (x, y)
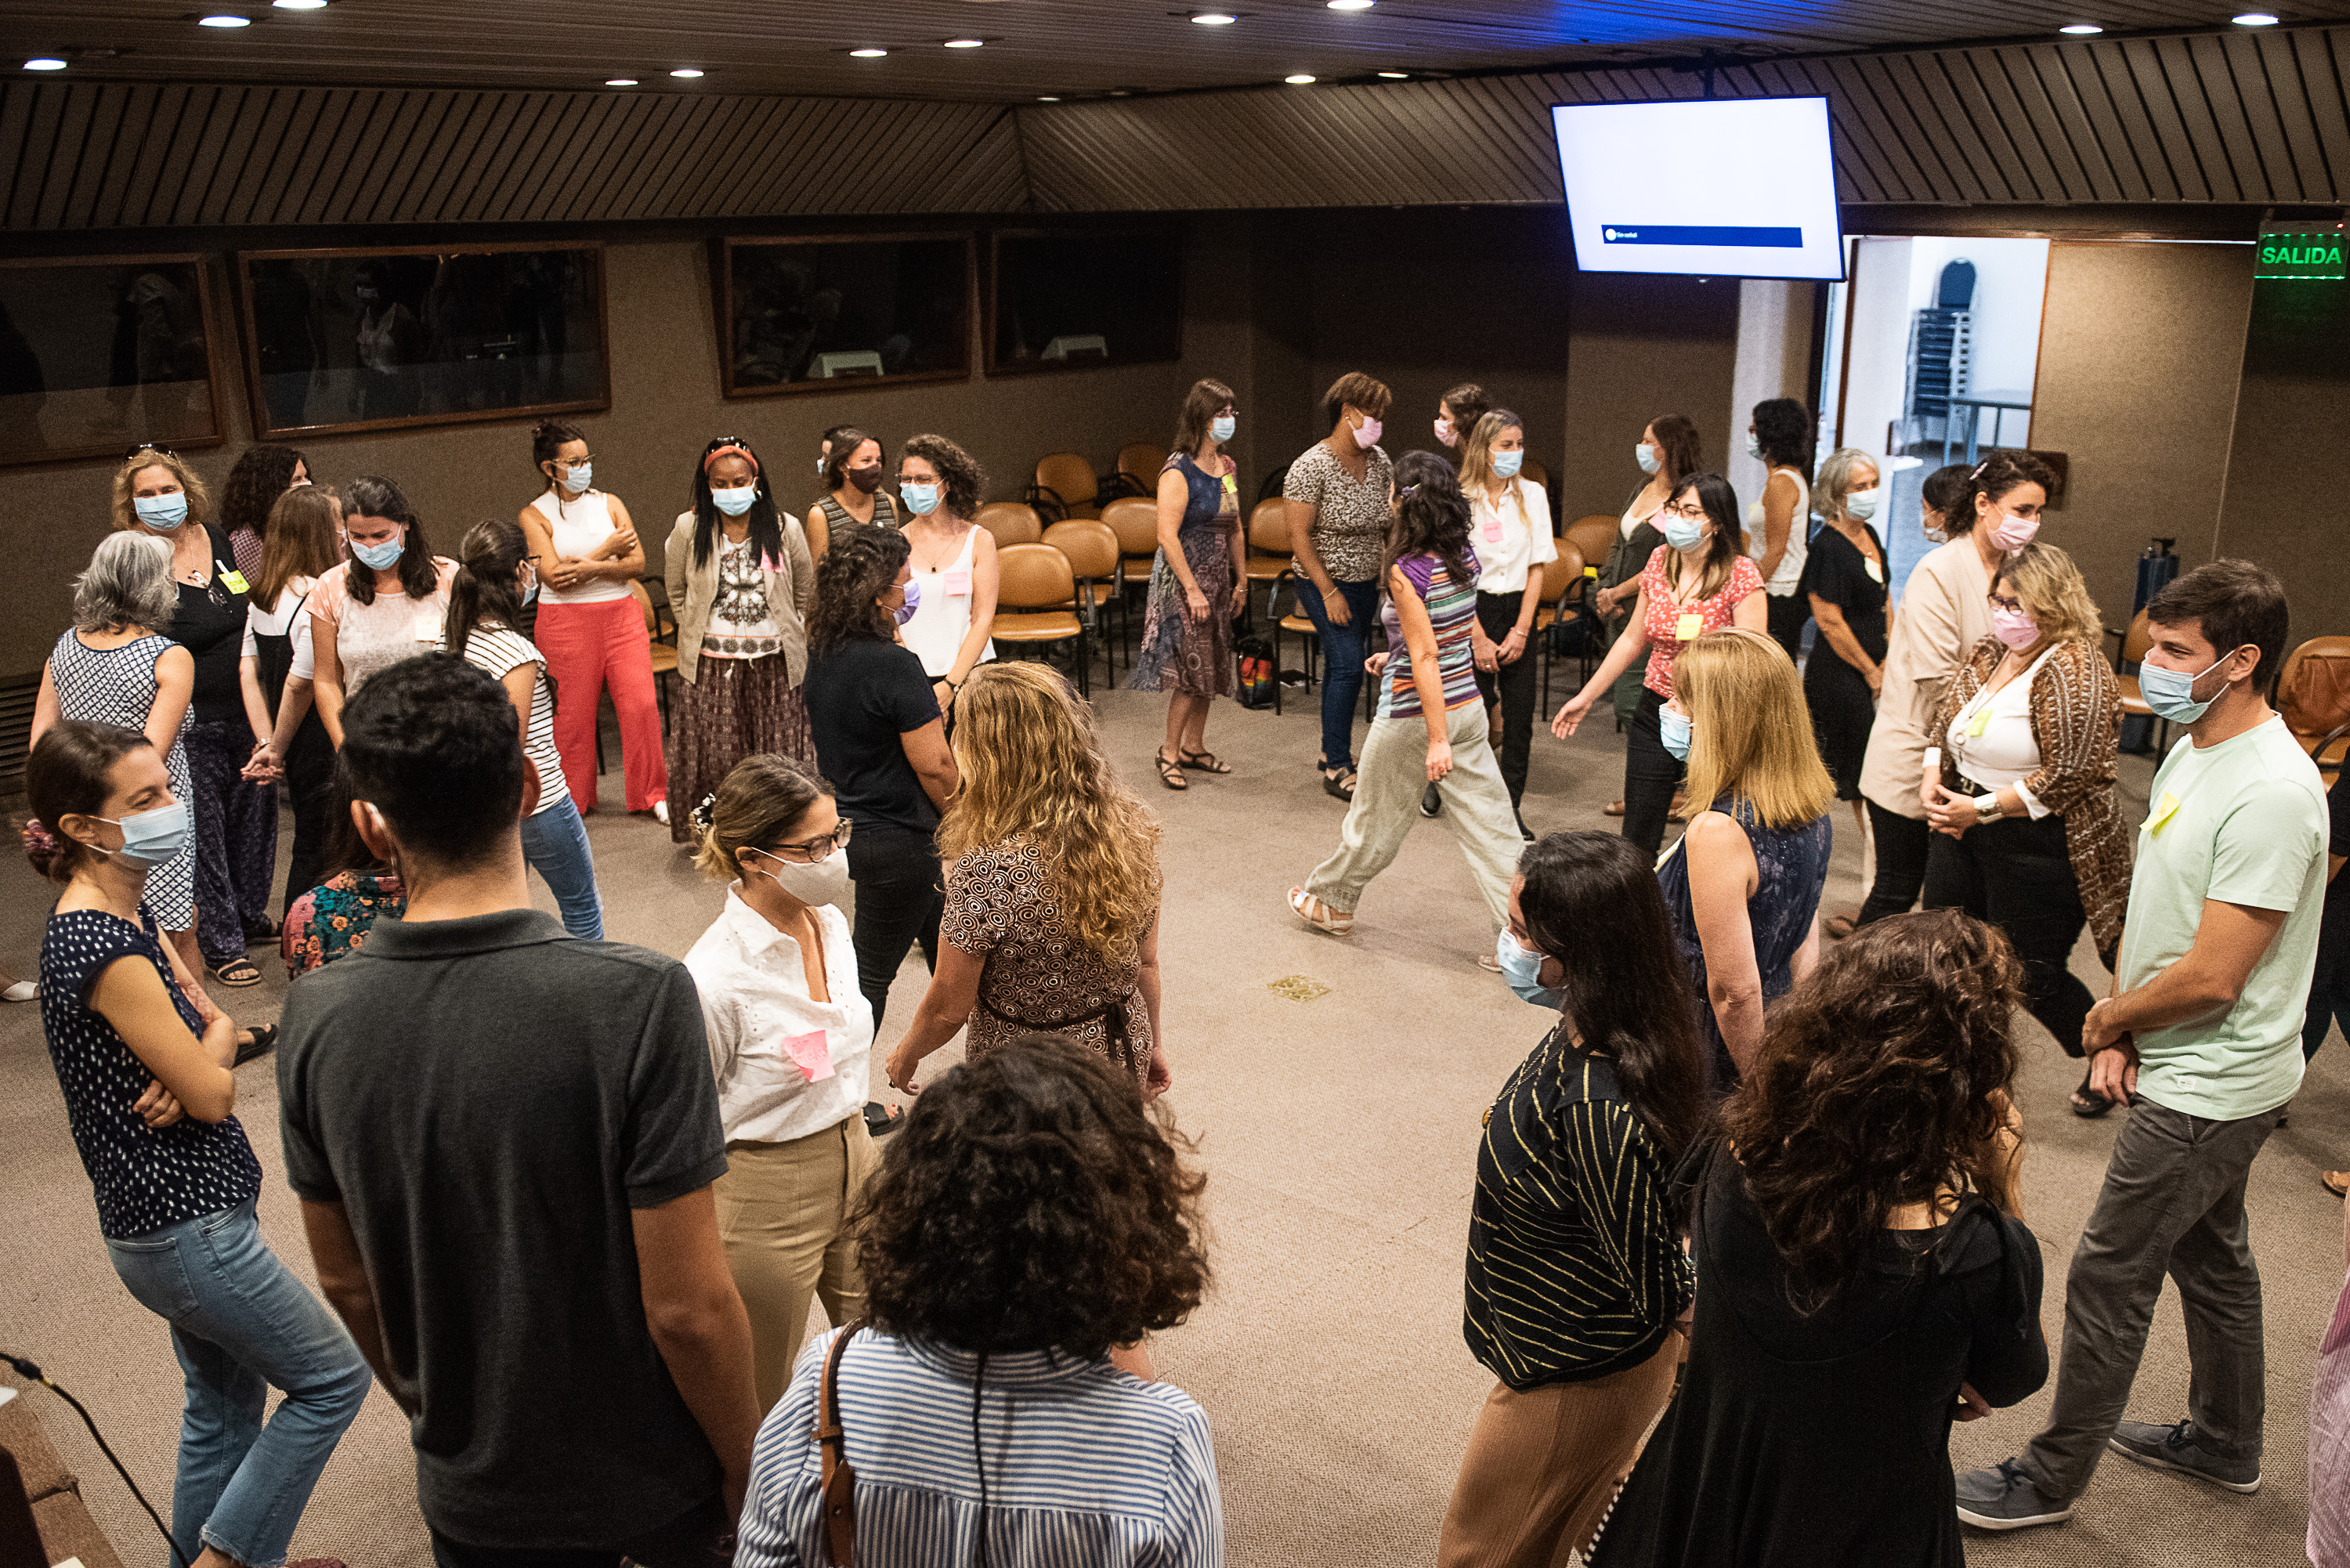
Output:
top-left (1458, 409), bottom-right (1556, 836)
top-left (684, 753), bottom-right (880, 1411)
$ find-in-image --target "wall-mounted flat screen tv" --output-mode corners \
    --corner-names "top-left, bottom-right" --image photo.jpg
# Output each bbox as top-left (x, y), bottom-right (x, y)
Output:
top-left (1551, 97), bottom-right (1846, 281)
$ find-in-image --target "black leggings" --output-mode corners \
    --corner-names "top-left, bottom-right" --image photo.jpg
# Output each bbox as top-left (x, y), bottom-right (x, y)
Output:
top-left (1622, 688), bottom-right (1687, 861)
top-left (1923, 811), bottom-right (2095, 1057)
top-left (280, 717), bottom-right (335, 916)
top-left (1766, 592), bottom-right (1810, 661)
top-left (1856, 798), bottom-right (1932, 927)
top-left (846, 822), bottom-right (943, 1036)
top-left (1473, 590), bottom-right (1537, 809)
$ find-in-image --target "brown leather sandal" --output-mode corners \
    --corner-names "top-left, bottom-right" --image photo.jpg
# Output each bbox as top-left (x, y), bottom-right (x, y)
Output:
top-left (1153, 749), bottom-right (1188, 789)
top-left (1178, 748), bottom-right (1232, 775)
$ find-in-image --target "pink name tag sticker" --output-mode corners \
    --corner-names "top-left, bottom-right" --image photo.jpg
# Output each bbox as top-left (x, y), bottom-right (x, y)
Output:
top-left (781, 1029), bottom-right (834, 1083)
top-left (1480, 515), bottom-right (1503, 543)
top-left (944, 568), bottom-right (972, 597)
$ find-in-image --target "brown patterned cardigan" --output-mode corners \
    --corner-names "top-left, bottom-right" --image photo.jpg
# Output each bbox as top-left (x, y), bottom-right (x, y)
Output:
top-left (1929, 636), bottom-right (2132, 967)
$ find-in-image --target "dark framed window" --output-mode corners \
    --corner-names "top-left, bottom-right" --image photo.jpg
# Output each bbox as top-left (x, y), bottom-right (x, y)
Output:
top-left (234, 243), bottom-right (608, 438)
top-left (987, 229), bottom-right (1182, 376)
top-left (0, 254), bottom-right (224, 468)
top-left (715, 234), bottom-right (973, 398)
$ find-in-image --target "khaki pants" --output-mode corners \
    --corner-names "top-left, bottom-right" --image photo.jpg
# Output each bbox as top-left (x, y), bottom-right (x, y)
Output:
top-left (1438, 1339), bottom-right (1680, 1568)
top-left (714, 1116), bottom-right (879, 1412)
top-left (1303, 702), bottom-right (1520, 927)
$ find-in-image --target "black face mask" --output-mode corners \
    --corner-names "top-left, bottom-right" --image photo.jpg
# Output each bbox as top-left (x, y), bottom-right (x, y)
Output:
top-left (849, 466), bottom-right (884, 495)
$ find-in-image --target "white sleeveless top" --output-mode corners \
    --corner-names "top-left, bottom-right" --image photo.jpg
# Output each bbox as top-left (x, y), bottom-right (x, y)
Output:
top-left (901, 524), bottom-right (995, 679)
top-left (1748, 465), bottom-right (1812, 598)
top-left (530, 490), bottom-right (631, 605)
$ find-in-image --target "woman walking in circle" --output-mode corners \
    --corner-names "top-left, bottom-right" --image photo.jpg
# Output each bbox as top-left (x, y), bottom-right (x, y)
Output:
top-left (894, 433), bottom-right (1000, 714)
top-left (1131, 377), bottom-right (1247, 789)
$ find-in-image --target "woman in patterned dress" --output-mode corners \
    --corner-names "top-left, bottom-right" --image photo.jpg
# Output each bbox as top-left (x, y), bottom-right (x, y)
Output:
top-left (664, 435), bottom-right (818, 844)
top-left (32, 532), bottom-right (203, 979)
top-left (883, 662), bottom-right (1170, 1100)
top-left (1130, 378), bottom-right (1247, 790)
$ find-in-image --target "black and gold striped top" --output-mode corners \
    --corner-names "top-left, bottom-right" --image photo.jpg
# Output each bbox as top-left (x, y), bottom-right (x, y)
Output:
top-left (1464, 1027), bottom-right (1695, 1390)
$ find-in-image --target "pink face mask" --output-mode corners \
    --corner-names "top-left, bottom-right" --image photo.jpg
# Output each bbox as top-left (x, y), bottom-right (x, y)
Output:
top-left (1991, 604), bottom-right (2041, 650)
top-left (1434, 417), bottom-right (1456, 446)
top-left (1353, 414), bottom-right (1383, 449)
top-left (1989, 511), bottom-right (2040, 552)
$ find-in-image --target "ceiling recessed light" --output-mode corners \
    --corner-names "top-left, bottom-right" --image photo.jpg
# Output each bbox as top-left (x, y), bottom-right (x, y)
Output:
top-left (2059, 21), bottom-right (2103, 33)
top-left (669, 67), bottom-right (703, 77)
top-left (606, 78), bottom-right (637, 85)
top-left (1038, 95), bottom-right (1060, 100)
top-left (24, 56), bottom-right (67, 70)
top-left (2232, 9), bottom-right (2279, 20)
top-left (1328, 0), bottom-right (1375, 10)
top-left (1192, 11), bottom-right (1238, 23)
top-left (272, 0), bottom-right (327, 9)
top-left (945, 37), bottom-right (985, 47)
top-left (850, 46), bottom-right (887, 56)
top-left (1285, 72), bottom-right (1316, 83)
top-left (197, 14), bottom-right (253, 26)
top-left (1377, 70), bottom-right (1408, 77)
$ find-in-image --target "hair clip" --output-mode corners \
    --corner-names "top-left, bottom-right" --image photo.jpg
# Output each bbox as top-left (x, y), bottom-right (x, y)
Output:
top-left (688, 792), bottom-right (718, 836)
top-left (1401, 483), bottom-right (1421, 497)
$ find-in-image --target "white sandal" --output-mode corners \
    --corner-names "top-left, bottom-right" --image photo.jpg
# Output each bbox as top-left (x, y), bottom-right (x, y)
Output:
top-left (1287, 887), bottom-right (1354, 936)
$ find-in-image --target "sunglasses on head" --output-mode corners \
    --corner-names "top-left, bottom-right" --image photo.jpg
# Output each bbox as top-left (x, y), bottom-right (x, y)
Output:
top-left (125, 443), bottom-right (177, 462)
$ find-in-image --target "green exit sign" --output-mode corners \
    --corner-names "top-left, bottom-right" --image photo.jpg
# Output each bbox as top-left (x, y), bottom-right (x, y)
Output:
top-left (2256, 222), bottom-right (2346, 280)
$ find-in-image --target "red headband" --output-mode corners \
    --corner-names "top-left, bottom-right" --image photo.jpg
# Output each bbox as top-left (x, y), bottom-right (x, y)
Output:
top-left (703, 443), bottom-right (758, 475)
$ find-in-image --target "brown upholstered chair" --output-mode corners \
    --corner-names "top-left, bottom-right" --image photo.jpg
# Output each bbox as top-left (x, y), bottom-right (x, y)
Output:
top-left (1115, 443), bottom-right (1170, 499)
top-left (1043, 518), bottom-right (1123, 677)
top-left (1528, 542), bottom-right (1589, 707)
top-left (631, 580), bottom-right (677, 732)
top-left (1027, 452), bottom-right (1101, 522)
top-left (1102, 496), bottom-right (1163, 587)
top-left (2106, 608), bottom-right (2170, 756)
top-left (2279, 634), bottom-right (2350, 784)
top-left (991, 542), bottom-right (1089, 695)
top-left (975, 501), bottom-right (1043, 551)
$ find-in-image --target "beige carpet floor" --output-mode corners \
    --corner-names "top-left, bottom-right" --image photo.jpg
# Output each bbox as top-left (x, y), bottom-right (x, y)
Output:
top-left (3, 656), bottom-right (2344, 1567)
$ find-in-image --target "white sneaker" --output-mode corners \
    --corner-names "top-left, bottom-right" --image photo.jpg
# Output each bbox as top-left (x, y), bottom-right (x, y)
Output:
top-left (653, 800), bottom-right (670, 826)
top-left (2, 981), bottom-right (38, 1003)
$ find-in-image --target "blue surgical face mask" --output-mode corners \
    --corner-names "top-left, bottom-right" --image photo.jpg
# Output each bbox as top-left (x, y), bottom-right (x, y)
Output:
top-left (901, 481), bottom-right (942, 515)
top-left (559, 461), bottom-right (591, 494)
top-left (1845, 487), bottom-right (1881, 521)
top-left (134, 493), bottom-right (188, 530)
top-left (94, 800), bottom-right (190, 867)
top-left (519, 564), bottom-right (539, 606)
top-left (351, 532), bottom-right (405, 571)
top-left (893, 579), bottom-right (921, 626)
top-left (1210, 414), bottom-right (1236, 443)
top-left (818, 454), bottom-right (829, 476)
top-left (1662, 515), bottom-right (1706, 554)
top-left (1495, 929), bottom-right (1565, 1010)
top-left (1492, 449), bottom-right (1525, 480)
top-left (1744, 432), bottom-right (1762, 460)
top-left (1659, 702), bottom-right (1693, 762)
top-left (1635, 443), bottom-right (1659, 475)
top-left (711, 484), bottom-right (757, 517)
top-left (2138, 651), bottom-right (2234, 724)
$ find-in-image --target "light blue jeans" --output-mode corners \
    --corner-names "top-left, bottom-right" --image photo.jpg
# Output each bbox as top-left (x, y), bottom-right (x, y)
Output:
top-left (105, 1197), bottom-right (371, 1568)
top-left (520, 795), bottom-right (604, 939)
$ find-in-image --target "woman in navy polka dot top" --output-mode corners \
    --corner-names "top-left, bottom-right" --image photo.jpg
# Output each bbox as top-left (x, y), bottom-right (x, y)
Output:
top-left (31, 719), bottom-right (370, 1568)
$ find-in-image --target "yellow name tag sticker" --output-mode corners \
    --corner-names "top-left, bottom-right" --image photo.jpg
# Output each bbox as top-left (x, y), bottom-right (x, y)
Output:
top-left (1675, 612), bottom-right (1703, 641)
top-left (2148, 791), bottom-right (2182, 835)
top-left (1968, 707), bottom-right (1993, 737)
top-left (219, 569), bottom-right (249, 594)
top-left (1864, 558), bottom-right (1885, 584)
top-left (1583, 565), bottom-right (1599, 578)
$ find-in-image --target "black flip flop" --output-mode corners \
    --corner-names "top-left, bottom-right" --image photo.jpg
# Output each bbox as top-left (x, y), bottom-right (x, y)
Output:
top-left (864, 1101), bottom-right (904, 1138)
top-left (2070, 1071), bottom-right (2113, 1118)
top-left (211, 956), bottom-right (262, 988)
top-left (234, 1025), bottom-right (278, 1067)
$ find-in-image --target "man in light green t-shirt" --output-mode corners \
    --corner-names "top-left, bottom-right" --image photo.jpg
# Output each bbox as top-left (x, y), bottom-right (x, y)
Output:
top-left (1958, 561), bottom-right (2323, 1532)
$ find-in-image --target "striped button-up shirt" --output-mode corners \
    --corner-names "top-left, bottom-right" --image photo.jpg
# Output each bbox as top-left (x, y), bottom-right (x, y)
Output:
top-left (736, 1330), bottom-right (1223, 1567)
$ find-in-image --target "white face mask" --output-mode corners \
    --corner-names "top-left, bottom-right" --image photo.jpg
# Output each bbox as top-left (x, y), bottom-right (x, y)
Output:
top-left (747, 844), bottom-right (850, 906)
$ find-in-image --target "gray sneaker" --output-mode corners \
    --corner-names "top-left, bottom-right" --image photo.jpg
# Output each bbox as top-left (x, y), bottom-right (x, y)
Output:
top-left (2106, 1419), bottom-right (2261, 1493)
top-left (1954, 1458), bottom-right (2074, 1530)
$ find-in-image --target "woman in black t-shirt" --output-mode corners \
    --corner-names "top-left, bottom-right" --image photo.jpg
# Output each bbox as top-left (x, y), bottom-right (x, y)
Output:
top-left (802, 526), bottom-right (960, 1035)
top-left (117, 448), bottom-right (275, 986)
top-left (1799, 447), bottom-right (1888, 847)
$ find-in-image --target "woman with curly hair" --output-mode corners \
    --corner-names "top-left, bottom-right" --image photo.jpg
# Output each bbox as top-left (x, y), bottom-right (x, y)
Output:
top-left (1287, 452), bottom-right (1517, 956)
top-left (885, 661), bottom-right (1169, 1097)
top-left (894, 432), bottom-right (998, 711)
top-left (1591, 910), bottom-right (2048, 1568)
top-left (736, 1033), bottom-right (1220, 1566)
top-left (803, 525), bottom-right (959, 1034)
top-left (218, 443), bottom-right (309, 580)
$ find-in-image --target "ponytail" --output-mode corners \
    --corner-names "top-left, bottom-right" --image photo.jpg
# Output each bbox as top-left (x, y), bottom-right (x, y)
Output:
top-left (445, 518), bottom-right (530, 663)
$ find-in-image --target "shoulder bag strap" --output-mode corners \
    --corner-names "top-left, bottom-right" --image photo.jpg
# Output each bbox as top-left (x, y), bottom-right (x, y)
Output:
top-left (818, 1327), bottom-right (859, 1566)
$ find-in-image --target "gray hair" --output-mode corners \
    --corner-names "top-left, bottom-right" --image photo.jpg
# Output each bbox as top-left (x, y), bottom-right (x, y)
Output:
top-left (1814, 446), bottom-right (1881, 524)
top-left (74, 531), bottom-right (177, 633)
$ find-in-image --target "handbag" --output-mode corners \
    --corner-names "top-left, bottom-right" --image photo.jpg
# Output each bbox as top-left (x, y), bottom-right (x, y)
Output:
top-left (817, 1327), bottom-right (859, 1565)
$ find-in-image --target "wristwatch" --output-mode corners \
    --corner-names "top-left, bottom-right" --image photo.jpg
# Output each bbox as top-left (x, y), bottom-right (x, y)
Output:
top-left (1974, 793), bottom-right (2005, 822)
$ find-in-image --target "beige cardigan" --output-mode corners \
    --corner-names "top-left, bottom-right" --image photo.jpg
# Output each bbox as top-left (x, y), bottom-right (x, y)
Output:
top-left (1859, 535), bottom-right (1996, 818)
top-left (663, 510), bottom-right (816, 685)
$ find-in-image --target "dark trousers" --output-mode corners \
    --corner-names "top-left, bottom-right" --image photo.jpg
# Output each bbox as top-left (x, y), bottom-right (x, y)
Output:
top-left (1766, 591), bottom-right (1810, 661)
top-left (1473, 591), bottom-right (1537, 808)
top-left (428, 1493), bottom-right (732, 1568)
top-left (1922, 809), bottom-right (2095, 1056)
top-left (847, 822), bottom-right (943, 1037)
top-left (1298, 576), bottom-right (1383, 771)
top-left (2022, 1100), bottom-right (2283, 1501)
top-left (280, 717), bottom-right (334, 916)
top-left (185, 720), bottom-right (279, 966)
top-left (1621, 688), bottom-right (1685, 861)
top-left (1855, 798), bottom-right (1932, 927)
top-left (2302, 901), bottom-right (2350, 1061)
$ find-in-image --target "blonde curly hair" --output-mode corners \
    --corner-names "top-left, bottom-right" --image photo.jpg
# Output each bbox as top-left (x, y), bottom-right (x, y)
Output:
top-left (938, 663), bottom-right (1161, 957)
top-left (110, 447), bottom-right (214, 534)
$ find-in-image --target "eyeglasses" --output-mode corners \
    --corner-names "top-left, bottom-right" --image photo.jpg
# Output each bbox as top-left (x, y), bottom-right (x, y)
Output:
top-left (765, 819), bottom-right (854, 862)
top-left (1663, 501), bottom-right (1708, 520)
top-left (124, 443), bottom-right (176, 461)
top-left (556, 453), bottom-right (595, 467)
top-left (1987, 592), bottom-right (2025, 614)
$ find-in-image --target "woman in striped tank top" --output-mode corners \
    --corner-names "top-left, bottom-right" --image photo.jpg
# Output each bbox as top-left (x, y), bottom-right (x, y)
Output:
top-left (1289, 453), bottom-right (1524, 955)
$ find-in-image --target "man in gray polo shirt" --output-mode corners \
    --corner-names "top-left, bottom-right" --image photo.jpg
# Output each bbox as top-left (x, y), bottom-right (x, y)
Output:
top-left (278, 655), bottom-right (758, 1567)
